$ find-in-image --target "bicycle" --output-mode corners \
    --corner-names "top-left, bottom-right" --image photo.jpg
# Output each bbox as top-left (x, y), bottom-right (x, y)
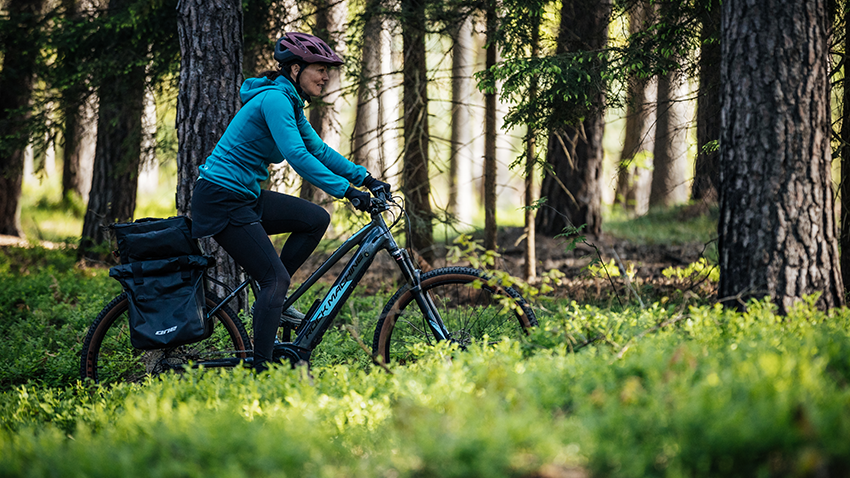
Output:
top-left (80, 190), bottom-right (538, 384)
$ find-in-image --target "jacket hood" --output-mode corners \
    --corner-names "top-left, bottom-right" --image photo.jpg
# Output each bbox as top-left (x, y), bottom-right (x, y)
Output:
top-left (240, 76), bottom-right (305, 108)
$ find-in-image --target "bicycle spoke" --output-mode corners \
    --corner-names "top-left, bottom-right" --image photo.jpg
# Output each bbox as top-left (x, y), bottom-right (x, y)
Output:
top-left (375, 268), bottom-right (537, 364)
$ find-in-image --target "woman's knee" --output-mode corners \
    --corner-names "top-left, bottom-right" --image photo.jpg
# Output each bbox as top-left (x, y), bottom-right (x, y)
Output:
top-left (309, 205), bottom-right (331, 234)
top-left (258, 265), bottom-right (291, 306)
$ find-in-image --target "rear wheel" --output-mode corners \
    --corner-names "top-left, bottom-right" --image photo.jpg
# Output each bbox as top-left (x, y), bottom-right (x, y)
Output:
top-left (80, 293), bottom-right (250, 385)
top-left (373, 267), bottom-right (537, 364)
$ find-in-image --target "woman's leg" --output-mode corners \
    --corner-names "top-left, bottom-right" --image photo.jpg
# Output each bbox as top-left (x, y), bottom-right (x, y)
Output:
top-left (259, 190), bottom-right (331, 275)
top-left (213, 222), bottom-right (289, 372)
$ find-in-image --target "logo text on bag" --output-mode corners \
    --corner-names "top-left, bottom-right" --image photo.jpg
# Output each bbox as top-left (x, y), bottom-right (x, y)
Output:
top-left (155, 326), bottom-right (178, 336)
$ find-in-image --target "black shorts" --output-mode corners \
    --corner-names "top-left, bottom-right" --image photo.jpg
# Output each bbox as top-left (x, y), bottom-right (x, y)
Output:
top-left (190, 179), bottom-right (265, 239)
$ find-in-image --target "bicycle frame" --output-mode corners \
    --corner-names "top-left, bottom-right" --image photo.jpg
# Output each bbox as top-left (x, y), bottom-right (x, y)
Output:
top-left (201, 196), bottom-right (450, 367)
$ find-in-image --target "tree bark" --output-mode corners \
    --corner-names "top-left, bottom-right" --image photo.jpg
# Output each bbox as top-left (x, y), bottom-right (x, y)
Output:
top-left (449, 16), bottom-right (475, 227)
top-left (401, 0), bottom-right (434, 262)
top-left (484, 0), bottom-right (498, 251)
top-left (535, 0), bottom-right (610, 237)
top-left (0, 0), bottom-right (45, 237)
top-left (176, 0), bottom-right (245, 301)
top-left (720, 0), bottom-right (843, 312)
top-left (692, 1), bottom-right (721, 202)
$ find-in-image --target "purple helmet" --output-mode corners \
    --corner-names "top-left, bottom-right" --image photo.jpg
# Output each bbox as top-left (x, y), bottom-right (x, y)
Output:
top-left (274, 32), bottom-right (343, 66)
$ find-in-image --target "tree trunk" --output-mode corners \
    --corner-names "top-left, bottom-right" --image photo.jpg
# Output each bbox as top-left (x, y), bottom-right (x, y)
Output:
top-left (524, 14), bottom-right (540, 282)
top-left (615, 1), bottom-right (653, 213)
top-left (61, 92), bottom-right (87, 201)
top-left (449, 17), bottom-right (475, 226)
top-left (176, 0), bottom-right (245, 302)
top-left (59, 0), bottom-right (88, 202)
top-left (352, 0), bottom-right (383, 175)
top-left (720, 0), bottom-right (842, 312)
top-left (648, 67), bottom-right (689, 208)
top-left (649, 0), bottom-right (689, 210)
top-left (379, 22), bottom-right (401, 185)
top-left (692, 1), bottom-right (721, 202)
top-left (78, 0), bottom-right (148, 260)
top-left (841, 4), bottom-right (850, 295)
top-left (484, 0), bottom-right (498, 251)
top-left (79, 103), bottom-right (145, 256)
top-left (0, 0), bottom-right (45, 237)
top-left (79, 75), bottom-right (146, 259)
top-left (535, 0), bottom-right (610, 237)
top-left (301, 0), bottom-right (344, 210)
top-left (401, 0), bottom-right (433, 262)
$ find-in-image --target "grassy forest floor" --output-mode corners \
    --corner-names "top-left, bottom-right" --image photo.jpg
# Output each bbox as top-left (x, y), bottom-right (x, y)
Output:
top-left (19, 203), bottom-right (847, 478)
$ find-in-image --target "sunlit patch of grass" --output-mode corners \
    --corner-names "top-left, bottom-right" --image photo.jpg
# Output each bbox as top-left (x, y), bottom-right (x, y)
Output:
top-left (19, 163), bottom-right (179, 244)
top-left (603, 203), bottom-right (718, 247)
top-left (135, 185), bottom-right (178, 219)
top-left (20, 174), bottom-right (83, 244)
top-left (135, 161), bottom-right (178, 219)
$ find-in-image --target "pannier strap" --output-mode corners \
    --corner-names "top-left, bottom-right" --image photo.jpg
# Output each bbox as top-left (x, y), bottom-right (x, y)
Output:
top-left (129, 257), bottom-right (195, 285)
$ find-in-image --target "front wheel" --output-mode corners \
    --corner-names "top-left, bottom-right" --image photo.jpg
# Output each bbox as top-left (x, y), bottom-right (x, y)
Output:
top-left (80, 293), bottom-right (251, 385)
top-left (372, 267), bottom-right (537, 364)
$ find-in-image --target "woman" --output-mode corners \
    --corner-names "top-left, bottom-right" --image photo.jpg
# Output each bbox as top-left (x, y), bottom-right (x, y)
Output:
top-left (191, 32), bottom-right (390, 372)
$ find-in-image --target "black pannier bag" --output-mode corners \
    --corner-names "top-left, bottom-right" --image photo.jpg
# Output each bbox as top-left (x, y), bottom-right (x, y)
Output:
top-left (108, 217), bottom-right (213, 350)
top-left (112, 216), bottom-right (202, 263)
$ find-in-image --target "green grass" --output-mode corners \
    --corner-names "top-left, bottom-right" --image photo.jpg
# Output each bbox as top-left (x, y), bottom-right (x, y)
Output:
top-left (603, 203), bottom-right (718, 246)
top-left (2, 239), bottom-right (850, 477)
top-left (20, 165), bottom-right (179, 244)
top-left (1, 257), bottom-right (849, 477)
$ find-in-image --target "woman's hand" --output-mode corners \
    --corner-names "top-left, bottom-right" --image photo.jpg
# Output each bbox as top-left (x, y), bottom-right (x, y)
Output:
top-left (345, 186), bottom-right (371, 212)
top-left (363, 175), bottom-right (391, 196)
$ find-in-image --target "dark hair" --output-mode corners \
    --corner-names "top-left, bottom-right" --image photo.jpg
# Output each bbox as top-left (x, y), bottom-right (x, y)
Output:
top-left (257, 60), bottom-right (303, 81)
top-left (257, 69), bottom-right (283, 80)
top-left (256, 62), bottom-right (311, 102)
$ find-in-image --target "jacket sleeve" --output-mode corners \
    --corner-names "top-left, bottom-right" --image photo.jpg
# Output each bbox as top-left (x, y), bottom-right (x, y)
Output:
top-left (261, 92), bottom-right (367, 198)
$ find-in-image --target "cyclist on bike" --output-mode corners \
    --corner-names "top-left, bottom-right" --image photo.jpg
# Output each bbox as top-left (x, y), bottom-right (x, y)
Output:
top-left (191, 32), bottom-right (390, 373)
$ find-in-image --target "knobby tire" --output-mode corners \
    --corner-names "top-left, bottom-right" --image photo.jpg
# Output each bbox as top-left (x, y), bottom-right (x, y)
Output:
top-left (372, 267), bottom-right (537, 365)
top-left (80, 293), bottom-right (250, 385)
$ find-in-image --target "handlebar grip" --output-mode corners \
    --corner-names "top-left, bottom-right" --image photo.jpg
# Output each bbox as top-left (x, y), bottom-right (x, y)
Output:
top-left (351, 197), bottom-right (363, 208)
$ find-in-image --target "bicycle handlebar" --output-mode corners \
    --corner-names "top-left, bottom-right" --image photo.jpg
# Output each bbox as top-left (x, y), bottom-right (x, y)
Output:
top-left (349, 189), bottom-right (394, 215)
top-left (365, 189), bottom-right (394, 215)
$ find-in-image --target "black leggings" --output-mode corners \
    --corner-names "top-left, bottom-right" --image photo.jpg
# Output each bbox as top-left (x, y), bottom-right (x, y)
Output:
top-left (212, 190), bottom-right (330, 367)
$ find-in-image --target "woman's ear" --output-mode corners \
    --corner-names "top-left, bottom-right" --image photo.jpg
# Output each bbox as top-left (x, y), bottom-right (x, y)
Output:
top-left (290, 63), bottom-right (301, 77)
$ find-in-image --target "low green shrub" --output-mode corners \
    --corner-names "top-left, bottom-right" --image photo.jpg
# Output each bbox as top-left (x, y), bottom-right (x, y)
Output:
top-left (2, 292), bottom-right (850, 477)
top-left (0, 247), bottom-right (119, 388)
top-left (4, 244), bottom-right (850, 476)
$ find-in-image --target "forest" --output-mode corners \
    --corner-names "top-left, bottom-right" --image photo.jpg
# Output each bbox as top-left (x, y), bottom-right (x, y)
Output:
top-left (2, 0), bottom-right (850, 476)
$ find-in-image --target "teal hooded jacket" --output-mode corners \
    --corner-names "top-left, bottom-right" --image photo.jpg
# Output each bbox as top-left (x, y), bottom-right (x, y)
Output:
top-left (198, 76), bottom-right (367, 200)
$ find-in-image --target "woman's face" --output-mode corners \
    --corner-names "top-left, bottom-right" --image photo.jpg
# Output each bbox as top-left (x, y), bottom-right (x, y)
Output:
top-left (296, 63), bottom-right (330, 97)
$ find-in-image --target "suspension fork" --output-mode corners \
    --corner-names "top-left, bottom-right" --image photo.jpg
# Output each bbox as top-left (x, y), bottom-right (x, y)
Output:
top-left (390, 248), bottom-right (452, 341)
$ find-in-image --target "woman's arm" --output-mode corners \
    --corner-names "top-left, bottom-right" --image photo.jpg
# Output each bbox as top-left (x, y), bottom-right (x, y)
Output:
top-left (262, 93), bottom-right (366, 197)
top-left (297, 114), bottom-right (368, 186)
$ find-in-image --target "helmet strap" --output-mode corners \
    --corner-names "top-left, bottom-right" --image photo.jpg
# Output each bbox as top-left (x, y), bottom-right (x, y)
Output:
top-left (283, 61), bottom-right (312, 103)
